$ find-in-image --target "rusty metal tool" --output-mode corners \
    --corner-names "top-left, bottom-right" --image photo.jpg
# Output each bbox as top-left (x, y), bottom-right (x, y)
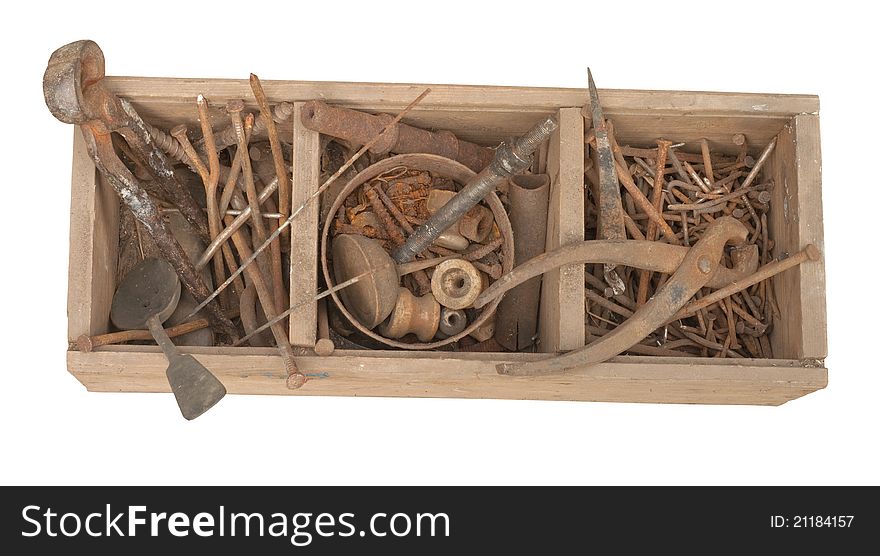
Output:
top-left (43, 40), bottom-right (238, 340)
top-left (495, 217), bottom-right (749, 376)
top-left (392, 115), bottom-right (558, 264)
top-left (300, 100), bottom-right (494, 172)
top-left (186, 89), bottom-right (432, 319)
top-left (75, 308), bottom-right (239, 352)
top-left (672, 244), bottom-right (820, 321)
top-left (44, 41), bottom-right (209, 242)
top-left (475, 235), bottom-right (757, 308)
top-left (495, 174), bottom-right (550, 351)
top-left (110, 258), bottom-right (226, 419)
top-left (584, 69), bottom-right (627, 295)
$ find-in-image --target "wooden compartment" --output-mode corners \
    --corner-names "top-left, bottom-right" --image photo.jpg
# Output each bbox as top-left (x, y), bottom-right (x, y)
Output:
top-left (66, 78), bottom-right (827, 405)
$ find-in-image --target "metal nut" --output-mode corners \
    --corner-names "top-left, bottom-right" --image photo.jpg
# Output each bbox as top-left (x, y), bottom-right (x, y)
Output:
top-left (431, 259), bottom-right (482, 309)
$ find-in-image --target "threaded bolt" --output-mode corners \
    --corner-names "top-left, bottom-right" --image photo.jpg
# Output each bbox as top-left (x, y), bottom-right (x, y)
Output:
top-left (146, 122), bottom-right (189, 163)
top-left (513, 115), bottom-right (558, 157)
top-left (272, 101), bottom-right (295, 124)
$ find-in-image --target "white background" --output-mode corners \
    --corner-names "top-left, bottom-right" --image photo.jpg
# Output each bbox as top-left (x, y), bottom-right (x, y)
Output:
top-left (2, 0), bottom-right (877, 485)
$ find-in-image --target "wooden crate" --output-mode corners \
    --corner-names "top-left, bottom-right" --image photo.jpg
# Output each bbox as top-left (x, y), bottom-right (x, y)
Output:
top-left (66, 78), bottom-right (827, 405)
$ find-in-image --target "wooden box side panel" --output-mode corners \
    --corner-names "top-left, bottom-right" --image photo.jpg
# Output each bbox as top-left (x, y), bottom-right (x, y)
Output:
top-left (769, 114), bottom-right (827, 360)
top-left (288, 102), bottom-right (321, 347)
top-left (105, 77), bottom-right (818, 156)
top-left (538, 107), bottom-right (585, 352)
top-left (67, 127), bottom-right (119, 340)
top-left (68, 349), bottom-right (827, 406)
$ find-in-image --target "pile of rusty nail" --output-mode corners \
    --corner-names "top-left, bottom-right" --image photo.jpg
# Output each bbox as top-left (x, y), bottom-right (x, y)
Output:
top-left (583, 112), bottom-right (778, 359)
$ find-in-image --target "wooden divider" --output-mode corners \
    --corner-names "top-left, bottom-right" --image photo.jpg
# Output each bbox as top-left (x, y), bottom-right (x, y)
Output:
top-left (538, 108), bottom-right (585, 352)
top-left (288, 102), bottom-right (321, 347)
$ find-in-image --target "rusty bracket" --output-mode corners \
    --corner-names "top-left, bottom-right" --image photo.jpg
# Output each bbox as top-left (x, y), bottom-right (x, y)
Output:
top-left (485, 217), bottom-right (749, 376)
top-left (43, 40), bottom-right (237, 340)
top-left (300, 100), bottom-right (495, 172)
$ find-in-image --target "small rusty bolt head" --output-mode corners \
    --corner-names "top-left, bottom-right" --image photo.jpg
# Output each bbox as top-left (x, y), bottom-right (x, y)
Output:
top-left (75, 334), bottom-right (94, 353)
top-left (170, 124), bottom-right (189, 139)
top-left (697, 255), bottom-right (713, 275)
top-left (286, 371), bottom-right (307, 389)
top-left (226, 98), bottom-right (245, 114)
top-left (732, 133), bottom-right (747, 146)
top-left (314, 338), bottom-right (335, 357)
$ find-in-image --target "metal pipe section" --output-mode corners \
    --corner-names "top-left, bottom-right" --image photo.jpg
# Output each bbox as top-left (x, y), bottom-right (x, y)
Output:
top-left (300, 100), bottom-right (495, 172)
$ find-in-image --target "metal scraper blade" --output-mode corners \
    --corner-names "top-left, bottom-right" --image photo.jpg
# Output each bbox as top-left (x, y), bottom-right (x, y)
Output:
top-left (165, 354), bottom-right (227, 420)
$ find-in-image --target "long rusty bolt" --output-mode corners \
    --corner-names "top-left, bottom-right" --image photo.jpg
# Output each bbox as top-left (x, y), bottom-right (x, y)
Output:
top-left (249, 74), bottom-right (291, 249)
top-left (76, 309), bottom-right (240, 352)
top-left (197, 94), bottom-right (240, 311)
top-left (228, 100), bottom-right (286, 315)
top-left (740, 137), bottom-right (777, 190)
top-left (148, 121), bottom-right (189, 163)
top-left (392, 115), bottom-right (558, 264)
top-left (300, 100), bottom-right (494, 172)
top-left (636, 139), bottom-right (672, 306)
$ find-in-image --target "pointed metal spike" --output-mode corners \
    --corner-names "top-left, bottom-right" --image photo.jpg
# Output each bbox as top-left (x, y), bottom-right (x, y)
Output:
top-left (587, 68), bottom-right (606, 133)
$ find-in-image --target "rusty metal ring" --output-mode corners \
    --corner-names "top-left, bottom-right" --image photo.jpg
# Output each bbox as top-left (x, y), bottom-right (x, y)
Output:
top-left (321, 154), bottom-right (514, 349)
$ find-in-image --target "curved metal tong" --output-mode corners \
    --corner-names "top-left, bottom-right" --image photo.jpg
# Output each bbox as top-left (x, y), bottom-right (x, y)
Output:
top-left (494, 217), bottom-right (749, 376)
top-left (43, 40), bottom-right (238, 340)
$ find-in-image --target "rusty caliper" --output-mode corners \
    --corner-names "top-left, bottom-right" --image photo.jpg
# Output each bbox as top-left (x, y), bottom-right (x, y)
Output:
top-left (43, 40), bottom-right (238, 339)
top-left (474, 216), bottom-right (753, 376)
